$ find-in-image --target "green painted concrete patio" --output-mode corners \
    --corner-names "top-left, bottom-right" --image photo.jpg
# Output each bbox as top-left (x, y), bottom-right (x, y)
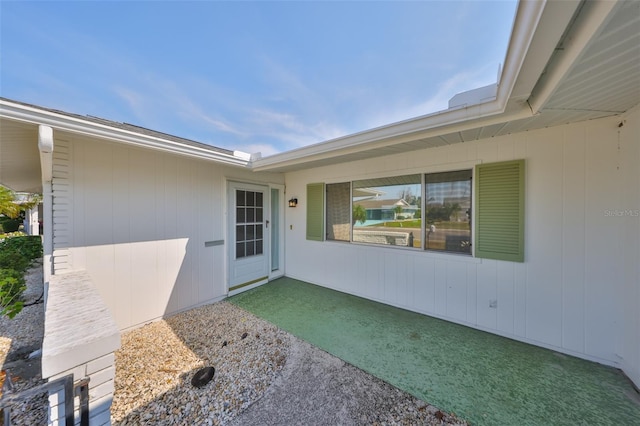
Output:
top-left (230, 277), bottom-right (640, 425)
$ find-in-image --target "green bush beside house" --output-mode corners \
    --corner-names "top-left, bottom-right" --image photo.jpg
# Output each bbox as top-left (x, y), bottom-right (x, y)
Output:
top-left (0, 235), bottom-right (43, 318)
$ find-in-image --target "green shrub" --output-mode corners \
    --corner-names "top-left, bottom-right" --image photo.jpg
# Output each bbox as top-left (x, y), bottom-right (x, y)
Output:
top-left (0, 235), bottom-right (42, 271)
top-left (0, 245), bottom-right (30, 272)
top-left (0, 235), bottom-right (42, 318)
top-left (2, 235), bottom-right (43, 261)
top-left (0, 217), bottom-right (21, 233)
top-left (0, 268), bottom-right (26, 319)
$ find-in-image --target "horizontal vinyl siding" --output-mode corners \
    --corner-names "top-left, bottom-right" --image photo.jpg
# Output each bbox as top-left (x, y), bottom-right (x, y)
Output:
top-left (284, 112), bottom-right (638, 373)
top-left (52, 139), bottom-right (73, 272)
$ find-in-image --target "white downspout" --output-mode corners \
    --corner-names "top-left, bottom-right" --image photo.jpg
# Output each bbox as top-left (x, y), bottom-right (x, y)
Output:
top-left (38, 125), bottom-right (54, 300)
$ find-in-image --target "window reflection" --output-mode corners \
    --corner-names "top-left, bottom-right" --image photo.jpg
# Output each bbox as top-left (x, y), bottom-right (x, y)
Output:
top-left (352, 175), bottom-right (421, 248)
top-left (425, 170), bottom-right (472, 253)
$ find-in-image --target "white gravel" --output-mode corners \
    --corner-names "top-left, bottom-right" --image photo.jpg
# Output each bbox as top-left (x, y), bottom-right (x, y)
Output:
top-left (112, 302), bottom-right (291, 425)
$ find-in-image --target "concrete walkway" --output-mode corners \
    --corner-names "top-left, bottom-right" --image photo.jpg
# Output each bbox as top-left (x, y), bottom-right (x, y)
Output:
top-left (230, 277), bottom-right (640, 425)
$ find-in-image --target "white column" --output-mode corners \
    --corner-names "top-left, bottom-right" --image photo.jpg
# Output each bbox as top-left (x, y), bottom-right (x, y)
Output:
top-left (38, 125), bottom-right (54, 294)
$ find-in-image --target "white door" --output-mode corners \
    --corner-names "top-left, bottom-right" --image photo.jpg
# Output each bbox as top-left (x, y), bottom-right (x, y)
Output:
top-left (228, 181), bottom-right (269, 295)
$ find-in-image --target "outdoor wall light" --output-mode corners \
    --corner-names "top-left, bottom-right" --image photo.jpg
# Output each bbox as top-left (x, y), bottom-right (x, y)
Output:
top-left (288, 197), bottom-right (298, 208)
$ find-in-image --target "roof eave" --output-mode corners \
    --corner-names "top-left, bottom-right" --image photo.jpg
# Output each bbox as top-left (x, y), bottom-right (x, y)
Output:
top-left (0, 100), bottom-right (250, 168)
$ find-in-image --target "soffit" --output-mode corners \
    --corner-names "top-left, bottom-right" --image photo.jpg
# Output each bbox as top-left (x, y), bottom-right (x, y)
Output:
top-left (542, 0), bottom-right (639, 115)
top-left (0, 119), bottom-right (41, 193)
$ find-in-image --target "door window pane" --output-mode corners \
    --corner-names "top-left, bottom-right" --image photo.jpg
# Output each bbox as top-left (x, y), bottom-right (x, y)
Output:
top-left (246, 191), bottom-right (255, 207)
top-left (236, 225), bottom-right (245, 241)
top-left (236, 190), bottom-right (246, 206)
top-left (235, 189), bottom-right (264, 259)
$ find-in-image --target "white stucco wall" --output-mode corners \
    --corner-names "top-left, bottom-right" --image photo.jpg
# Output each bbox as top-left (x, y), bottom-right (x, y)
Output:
top-left (50, 134), bottom-right (283, 331)
top-left (283, 109), bottom-right (640, 386)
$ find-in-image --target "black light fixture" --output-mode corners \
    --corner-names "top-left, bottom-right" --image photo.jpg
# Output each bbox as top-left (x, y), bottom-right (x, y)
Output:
top-left (288, 197), bottom-right (298, 208)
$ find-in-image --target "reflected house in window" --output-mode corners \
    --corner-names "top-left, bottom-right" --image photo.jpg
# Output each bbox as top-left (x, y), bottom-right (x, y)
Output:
top-left (354, 198), bottom-right (418, 225)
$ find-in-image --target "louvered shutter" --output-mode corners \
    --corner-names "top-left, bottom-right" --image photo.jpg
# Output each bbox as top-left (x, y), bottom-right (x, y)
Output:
top-left (474, 160), bottom-right (525, 262)
top-left (306, 183), bottom-right (325, 241)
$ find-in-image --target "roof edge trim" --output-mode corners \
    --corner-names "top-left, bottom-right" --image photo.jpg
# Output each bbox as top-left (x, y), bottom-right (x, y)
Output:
top-left (0, 100), bottom-right (250, 167)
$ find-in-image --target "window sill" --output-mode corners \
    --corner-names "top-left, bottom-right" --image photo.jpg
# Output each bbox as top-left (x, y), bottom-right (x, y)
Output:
top-left (344, 240), bottom-right (483, 263)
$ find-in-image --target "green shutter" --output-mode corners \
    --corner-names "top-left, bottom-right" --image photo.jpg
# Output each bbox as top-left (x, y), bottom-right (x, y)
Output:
top-left (474, 160), bottom-right (525, 262)
top-left (306, 183), bottom-right (325, 241)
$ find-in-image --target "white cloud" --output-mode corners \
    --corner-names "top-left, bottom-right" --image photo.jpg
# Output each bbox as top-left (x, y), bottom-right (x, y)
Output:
top-left (113, 87), bottom-right (145, 113)
top-left (244, 107), bottom-right (348, 151)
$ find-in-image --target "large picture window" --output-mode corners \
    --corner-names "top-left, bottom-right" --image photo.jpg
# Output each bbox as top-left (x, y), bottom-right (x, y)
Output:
top-left (424, 170), bottom-right (472, 254)
top-left (352, 175), bottom-right (421, 248)
top-left (307, 161), bottom-right (524, 262)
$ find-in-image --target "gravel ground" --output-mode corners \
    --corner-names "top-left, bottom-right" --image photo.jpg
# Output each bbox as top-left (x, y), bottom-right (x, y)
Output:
top-left (112, 302), bottom-right (291, 425)
top-left (2, 264), bottom-right (465, 425)
top-left (113, 302), bottom-right (466, 425)
top-left (0, 261), bottom-right (47, 426)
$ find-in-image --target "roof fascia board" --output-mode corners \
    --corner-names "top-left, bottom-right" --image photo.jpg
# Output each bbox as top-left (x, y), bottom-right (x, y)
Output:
top-left (251, 0), bottom-right (554, 172)
top-left (507, 0), bottom-right (582, 101)
top-left (0, 100), bottom-right (249, 167)
top-left (251, 107), bottom-right (535, 172)
top-left (495, 0), bottom-right (551, 102)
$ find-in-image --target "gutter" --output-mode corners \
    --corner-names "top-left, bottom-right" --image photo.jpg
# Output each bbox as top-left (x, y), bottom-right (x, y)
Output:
top-left (0, 100), bottom-right (250, 168)
top-left (250, 102), bottom-right (535, 172)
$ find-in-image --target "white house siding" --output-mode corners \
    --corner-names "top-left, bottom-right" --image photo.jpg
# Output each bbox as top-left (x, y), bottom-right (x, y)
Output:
top-left (617, 106), bottom-right (640, 388)
top-left (51, 133), bottom-right (283, 331)
top-left (283, 109), bottom-right (640, 385)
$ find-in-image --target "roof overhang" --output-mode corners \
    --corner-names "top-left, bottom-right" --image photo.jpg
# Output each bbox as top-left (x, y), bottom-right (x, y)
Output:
top-left (0, 118), bottom-right (41, 193)
top-left (0, 100), bottom-right (250, 167)
top-left (251, 0), bottom-right (637, 173)
top-left (0, 99), bottom-right (251, 193)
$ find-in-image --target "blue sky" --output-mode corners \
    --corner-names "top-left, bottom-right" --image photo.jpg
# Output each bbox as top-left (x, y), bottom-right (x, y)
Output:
top-left (1, 1), bottom-right (517, 156)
